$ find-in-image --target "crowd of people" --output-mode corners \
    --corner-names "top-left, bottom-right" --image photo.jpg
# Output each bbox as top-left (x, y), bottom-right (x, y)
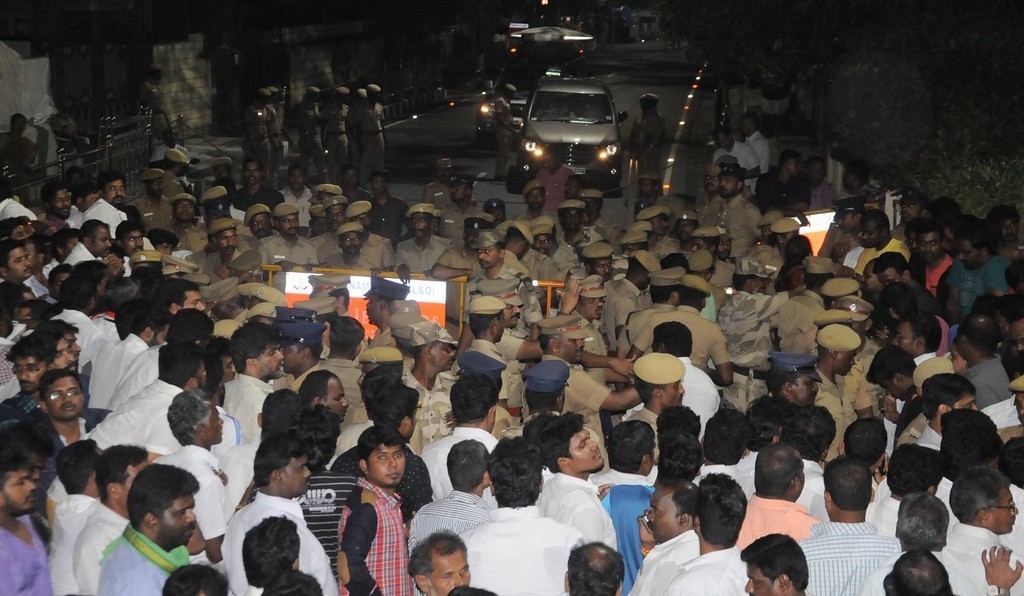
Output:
top-left (2, 106), bottom-right (1024, 596)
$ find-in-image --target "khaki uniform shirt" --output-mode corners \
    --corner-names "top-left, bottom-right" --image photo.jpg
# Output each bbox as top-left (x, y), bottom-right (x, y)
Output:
top-left (364, 233), bottom-right (395, 268)
top-left (324, 251), bottom-right (382, 270)
top-left (435, 245), bottom-right (477, 273)
top-left (261, 235), bottom-right (318, 266)
top-left (404, 371), bottom-right (456, 453)
top-left (632, 306), bottom-right (731, 371)
top-left (439, 205), bottom-right (488, 241)
top-left (578, 315), bottom-right (608, 385)
top-left (321, 357), bottom-right (366, 428)
top-left (422, 182), bottom-right (451, 209)
top-left (618, 303), bottom-right (675, 356)
top-left (137, 197), bottom-right (173, 231)
top-left (814, 367), bottom-right (856, 461)
top-left (847, 338), bottom-right (883, 414)
top-left (718, 291), bottom-right (788, 369)
top-left (396, 235), bottom-right (451, 274)
top-left (896, 413), bottom-right (929, 448)
top-left (549, 240), bottom-right (581, 275)
top-left (466, 264), bottom-right (543, 325)
top-left (287, 363), bottom-right (323, 392)
top-left (520, 248), bottom-right (560, 282)
top-left (778, 293), bottom-right (825, 355)
top-left (710, 261), bottom-right (735, 289)
top-left (370, 326), bottom-right (394, 349)
top-left (700, 193), bottom-right (761, 258)
top-left (313, 232), bottom-right (341, 262)
top-left (588, 217), bottom-right (621, 248)
top-left (603, 278), bottom-right (651, 348)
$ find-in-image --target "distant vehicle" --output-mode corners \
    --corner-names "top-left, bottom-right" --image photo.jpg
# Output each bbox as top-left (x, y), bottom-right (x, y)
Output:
top-left (476, 59), bottom-right (586, 141)
top-left (507, 77), bottom-right (628, 196)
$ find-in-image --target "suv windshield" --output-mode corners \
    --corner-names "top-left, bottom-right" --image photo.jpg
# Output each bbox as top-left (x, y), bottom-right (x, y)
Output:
top-left (529, 91), bottom-right (613, 124)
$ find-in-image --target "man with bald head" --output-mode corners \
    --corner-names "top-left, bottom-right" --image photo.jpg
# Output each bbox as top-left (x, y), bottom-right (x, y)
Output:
top-left (737, 443), bottom-right (821, 548)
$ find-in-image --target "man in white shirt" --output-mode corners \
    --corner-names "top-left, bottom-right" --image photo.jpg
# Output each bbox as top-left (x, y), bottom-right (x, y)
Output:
top-left (462, 437), bottom-right (583, 596)
top-left (223, 321), bottom-right (284, 442)
top-left (223, 432), bottom-right (339, 596)
top-left (51, 268), bottom-right (113, 371)
top-left (866, 444), bottom-right (943, 538)
top-left (157, 389), bottom-right (227, 564)
top-left (740, 112), bottom-right (770, 178)
top-left (49, 440), bottom-right (99, 596)
top-left (283, 164), bottom-right (314, 228)
top-left (631, 479), bottom-right (700, 595)
top-left (89, 301), bottom-right (169, 410)
top-left (665, 474), bottom-right (749, 595)
top-left (535, 412), bottom-right (617, 548)
top-left (943, 466), bottom-right (1024, 595)
top-left (712, 126), bottom-right (761, 189)
top-left (90, 345), bottom-right (206, 458)
top-left (696, 409), bottom-right (751, 484)
top-left (67, 181), bottom-right (127, 231)
top-left (73, 445), bottom-right (150, 595)
top-left (858, 492), bottom-right (985, 596)
top-left (566, 542), bottom-right (625, 595)
top-left (420, 373), bottom-right (499, 501)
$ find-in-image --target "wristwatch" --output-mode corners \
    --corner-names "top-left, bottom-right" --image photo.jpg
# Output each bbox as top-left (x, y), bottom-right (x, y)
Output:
top-left (988, 586), bottom-right (1010, 596)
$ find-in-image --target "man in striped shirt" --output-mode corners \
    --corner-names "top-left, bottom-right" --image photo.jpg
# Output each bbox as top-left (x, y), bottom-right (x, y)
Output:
top-left (338, 426), bottom-right (414, 596)
top-left (408, 440), bottom-right (491, 551)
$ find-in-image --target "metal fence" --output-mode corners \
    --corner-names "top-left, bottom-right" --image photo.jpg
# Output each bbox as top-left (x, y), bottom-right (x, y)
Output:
top-left (2, 109), bottom-right (159, 208)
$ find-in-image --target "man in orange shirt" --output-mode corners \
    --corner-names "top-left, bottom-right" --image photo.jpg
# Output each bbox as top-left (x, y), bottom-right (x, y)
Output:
top-left (736, 443), bottom-right (822, 548)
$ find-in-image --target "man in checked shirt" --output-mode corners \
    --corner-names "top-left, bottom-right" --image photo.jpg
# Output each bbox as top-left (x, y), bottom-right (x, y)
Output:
top-left (338, 426), bottom-right (414, 596)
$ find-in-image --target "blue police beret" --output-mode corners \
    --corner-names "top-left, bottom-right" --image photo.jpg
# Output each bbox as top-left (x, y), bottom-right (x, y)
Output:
top-left (365, 276), bottom-right (410, 301)
top-left (275, 307), bottom-right (317, 323)
top-left (457, 351), bottom-right (507, 385)
top-left (277, 320), bottom-right (325, 346)
top-left (523, 360), bottom-right (570, 393)
top-left (769, 351), bottom-right (821, 381)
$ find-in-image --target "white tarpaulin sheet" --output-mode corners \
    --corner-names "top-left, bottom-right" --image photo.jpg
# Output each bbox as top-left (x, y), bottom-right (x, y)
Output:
top-left (0, 41), bottom-right (56, 131)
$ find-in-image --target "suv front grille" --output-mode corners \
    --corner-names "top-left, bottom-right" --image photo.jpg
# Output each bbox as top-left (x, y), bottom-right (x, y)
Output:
top-left (549, 143), bottom-right (599, 165)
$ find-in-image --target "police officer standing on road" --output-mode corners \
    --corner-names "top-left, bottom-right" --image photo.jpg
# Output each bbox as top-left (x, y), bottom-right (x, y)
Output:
top-left (359, 84), bottom-right (387, 182)
top-left (244, 89), bottom-right (273, 178)
top-left (323, 86), bottom-right (350, 183)
top-left (493, 84), bottom-right (516, 181)
top-left (629, 93), bottom-right (665, 176)
top-left (265, 86), bottom-right (285, 187)
top-left (296, 86), bottom-right (329, 183)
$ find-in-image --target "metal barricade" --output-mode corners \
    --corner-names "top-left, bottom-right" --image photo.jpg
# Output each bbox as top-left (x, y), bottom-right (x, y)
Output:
top-left (2, 109), bottom-right (153, 208)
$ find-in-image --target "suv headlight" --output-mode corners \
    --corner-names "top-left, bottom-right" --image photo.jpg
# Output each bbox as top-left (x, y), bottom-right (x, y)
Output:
top-left (480, 103), bottom-right (491, 114)
top-left (598, 143), bottom-right (620, 159)
top-left (524, 140), bottom-right (543, 156)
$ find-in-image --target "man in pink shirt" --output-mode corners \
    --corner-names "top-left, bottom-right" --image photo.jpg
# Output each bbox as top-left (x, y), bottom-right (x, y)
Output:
top-left (736, 443), bottom-right (822, 548)
top-left (534, 154), bottom-right (575, 212)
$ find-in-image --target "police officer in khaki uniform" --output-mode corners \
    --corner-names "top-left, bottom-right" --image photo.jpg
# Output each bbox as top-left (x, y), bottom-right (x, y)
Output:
top-left (691, 227), bottom-right (736, 289)
top-left (261, 203), bottom-right (318, 268)
top-left (627, 274), bottom-right (734, 388)
top-left (777, 256), bottom-right (832, 354)
top-left (396, 203), bottom-right (451, 275)
top-left (603, 249), bottom-right (660, 346)
top-left (313, 195), bottom-right (348, 261)
top-left (814, 324), bottom-right (861, 460)
top-left (137, 168), bottom-right (173, 231)
top-left (322, 86), bottom-right (350, 183)
top-left (814, 297), bottom-right (882, 422)
top-left (580, 188), bottom-right (620, 249)
top-left (499, 220), bottom-right (560, 282)
top-left (617, 267), bottom-right (684, 356)
top-left (573, 275), bottom-right (610, 384)
top-left (264, 86), bottom-right (285, 187)
top-left (439, 176), bottom-right (488, 242)
top-left (635, 204), bottom-right (681, 260)
top-left (244, 89), bottom-right (274, 174)
top-left (358, 85), bottom-right (386, 181)
top-left (718, 258), bottom-right (790, 412)
top-left (296, 86), bottom-right (328, 181)
top-left (432, 216), bottom-right (490, 280)
top-left (404, 319), bottom-right (458, 453)
top-left (537, 314), bottom-right (641, 455)
top-left (623, 353), bottom-right (686, 448)
top-left (344, 200), bottom-right (395, 268)
top-left (422, 158), bottom-right (454, 208)
top-left (187, 218), bottom-right (239, 280)
top-left (325, 222), bottom-right (387, 270)
top-left (820, 195), bottom-right (866, 263)
top-left (493, 83), bottom-right (516, 180)
top-left (580, 241), bottom-right (615, 283)
top-left (820, 277), bottom-right (862, 310)
top-left (363, 276), bottom-right (411, 350)
top-left (685, 249), bottom-right (725, 322)
top-left (700, 162), bottom-right (762, 258)
top-left (549, 200), bottom-right (585, 274)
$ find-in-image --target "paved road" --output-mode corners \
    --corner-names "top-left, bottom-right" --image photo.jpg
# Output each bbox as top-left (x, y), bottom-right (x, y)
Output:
top-left (382, 42), bottom-right (715, 222)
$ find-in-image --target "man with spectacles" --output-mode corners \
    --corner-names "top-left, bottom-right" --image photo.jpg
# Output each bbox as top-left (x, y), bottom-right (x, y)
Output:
top-left (0, 332), bottom-right (58, 429)
top-left (30, 369), bottom-right (108, 512)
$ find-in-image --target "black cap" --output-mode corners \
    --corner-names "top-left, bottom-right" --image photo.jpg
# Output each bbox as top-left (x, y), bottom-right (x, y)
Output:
top-left (718, 162), bottom-right (746, 180)
top-left (464, 217), bottom-right (493, 232)
top-left (833, 195), bottom-right (866, 213)
top-left (365, 276), bottom-right (411, 301)
top-left (900, 187), bottom-right (930, 207)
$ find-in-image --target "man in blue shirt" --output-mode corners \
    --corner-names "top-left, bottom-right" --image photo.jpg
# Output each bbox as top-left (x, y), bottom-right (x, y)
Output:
top-left (97, 464), bottom-right (199, 596)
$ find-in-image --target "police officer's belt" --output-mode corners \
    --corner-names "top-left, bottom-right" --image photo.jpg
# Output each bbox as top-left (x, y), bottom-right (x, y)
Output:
top-left (732, 365), bottom-right (769, 380)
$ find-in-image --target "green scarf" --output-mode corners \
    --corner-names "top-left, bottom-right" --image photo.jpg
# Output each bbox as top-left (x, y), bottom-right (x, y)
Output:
top-left (104, 526), bottom-right (191, 573)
